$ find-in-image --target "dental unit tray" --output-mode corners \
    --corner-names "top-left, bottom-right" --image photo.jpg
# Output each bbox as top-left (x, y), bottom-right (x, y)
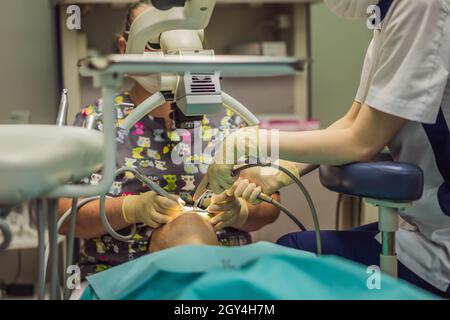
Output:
top-left (79, 55), bottom-right (304, 77)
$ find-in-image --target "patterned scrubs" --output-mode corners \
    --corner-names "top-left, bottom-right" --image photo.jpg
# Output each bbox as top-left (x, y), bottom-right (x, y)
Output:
top-left (74, 92), bottom-right (251, 278)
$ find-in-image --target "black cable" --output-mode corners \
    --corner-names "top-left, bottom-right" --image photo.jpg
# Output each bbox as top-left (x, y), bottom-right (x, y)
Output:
top-left (335, 193), bottom-right (343, 230)
top-left (270, 199), bottom-right (307, 232)
top-left (232, 162), bottom-right (322, 255)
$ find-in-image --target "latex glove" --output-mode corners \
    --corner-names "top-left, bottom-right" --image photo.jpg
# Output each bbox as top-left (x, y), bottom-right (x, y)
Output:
top-left (238, 159), bottom-right (300, 196)
top-left (204, 126), bottom-right (267, 194)
top-left (228, 178), bottom-right (262, 205)
top-left (122, 191), bottom-right (183, 228)
top-left (201, 163), bottom-right (236, 196)
top-left (207, 192), bottom-right (249, 231)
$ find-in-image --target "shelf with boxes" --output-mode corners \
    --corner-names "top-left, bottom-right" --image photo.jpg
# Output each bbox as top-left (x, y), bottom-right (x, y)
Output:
top-left (57, 0), bottom-right (313, 121)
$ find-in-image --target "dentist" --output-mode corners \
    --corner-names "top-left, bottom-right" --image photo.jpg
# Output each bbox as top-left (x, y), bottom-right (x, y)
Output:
top-left (204, 0), bottom-right (450, 297)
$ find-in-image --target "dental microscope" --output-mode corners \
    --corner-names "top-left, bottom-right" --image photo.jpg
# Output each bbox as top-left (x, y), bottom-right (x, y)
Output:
top-left (117, 0), bottom-right (260, 132)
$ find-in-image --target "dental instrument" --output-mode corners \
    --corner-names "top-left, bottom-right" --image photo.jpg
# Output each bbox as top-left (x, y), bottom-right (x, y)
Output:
top-left (99, 166), bottom-right (182, 243)
top-left (56, 89), bottom-right (69, 126)
top-left (231, 162), bottom-right (322, 255)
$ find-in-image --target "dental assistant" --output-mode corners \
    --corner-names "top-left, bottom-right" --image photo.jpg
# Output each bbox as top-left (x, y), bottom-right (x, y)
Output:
top-left (205, 0), bottom-right (450, 297)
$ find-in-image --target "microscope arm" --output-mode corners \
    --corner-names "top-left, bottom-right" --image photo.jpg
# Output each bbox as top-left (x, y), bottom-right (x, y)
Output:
top-left (119, 90), bottom-right (260, 132)
top-left (222, 91), bottom-right (260, 127)
top-left (119, 92), bottom-right (166, 131)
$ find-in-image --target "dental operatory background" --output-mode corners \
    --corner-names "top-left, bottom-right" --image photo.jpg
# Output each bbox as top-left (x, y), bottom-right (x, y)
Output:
top-left (0, 0), bottom-right (373, 295)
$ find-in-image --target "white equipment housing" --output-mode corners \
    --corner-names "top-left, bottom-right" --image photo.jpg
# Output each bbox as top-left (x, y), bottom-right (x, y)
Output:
top-left (124, 0), bottom-right (226, 126)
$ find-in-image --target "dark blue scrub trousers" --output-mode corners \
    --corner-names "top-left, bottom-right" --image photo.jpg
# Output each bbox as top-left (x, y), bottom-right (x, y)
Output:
top-left (277, 223), bottom-right (450, 298)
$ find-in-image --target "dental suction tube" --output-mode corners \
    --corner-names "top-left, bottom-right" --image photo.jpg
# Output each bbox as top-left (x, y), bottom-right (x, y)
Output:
top-left (119, 92), bottom-right (166, 131)
top-left (99, 166), bottom-right (181, 243)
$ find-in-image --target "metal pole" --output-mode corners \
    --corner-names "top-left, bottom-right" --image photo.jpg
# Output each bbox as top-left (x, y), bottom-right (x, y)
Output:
top-left (36, 199), bottom-right (46, 300)
top-left (63, 198), bottom-right (78, 300)
top-left (378, 206), bottom-right (398, 278)
top-left (47, 199), bottom-right (60, 300)
top-left (382, 232), bottom-right (396, 256)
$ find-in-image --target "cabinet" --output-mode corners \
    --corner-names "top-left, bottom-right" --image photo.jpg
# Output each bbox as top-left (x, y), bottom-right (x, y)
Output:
top-left (56, 0), bottom-right (317, 122)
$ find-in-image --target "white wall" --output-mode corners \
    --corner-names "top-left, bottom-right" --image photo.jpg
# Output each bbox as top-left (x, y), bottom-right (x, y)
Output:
top-left (0, 0), bottom-right (60, 289)
top-left (0, 0), bottom-right (60, 124)
top-left (310, 3), bottom-right (371, 127)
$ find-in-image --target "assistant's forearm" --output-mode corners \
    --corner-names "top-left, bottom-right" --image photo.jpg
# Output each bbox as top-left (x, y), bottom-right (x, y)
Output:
top-left (326, 102), bottom-right (361, 130)
top-left (58, 197), bottom-right (130, 239)
top-left (290, 102), bottom-right (362, 174)
top-left (274, 103), bottom-right (406, 166)
top-left (276, 128), bottom-right (374, 166)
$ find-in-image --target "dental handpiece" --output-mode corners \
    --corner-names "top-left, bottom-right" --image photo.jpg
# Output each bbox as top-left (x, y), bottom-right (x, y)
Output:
top-left (230, 163), bottom-right (309, 232)
top-left (115, 167), bottom-right (184, 207)
top-left (230, 165), bottom-right (272, 202)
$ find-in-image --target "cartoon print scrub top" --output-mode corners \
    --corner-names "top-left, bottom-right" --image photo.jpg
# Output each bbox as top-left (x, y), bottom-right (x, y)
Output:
top-left (74, 92), bottom-right (251, 278)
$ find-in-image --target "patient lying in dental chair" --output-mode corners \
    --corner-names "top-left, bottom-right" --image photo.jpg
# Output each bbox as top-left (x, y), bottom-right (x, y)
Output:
top-left (78, 241), bottom-right (435, 300)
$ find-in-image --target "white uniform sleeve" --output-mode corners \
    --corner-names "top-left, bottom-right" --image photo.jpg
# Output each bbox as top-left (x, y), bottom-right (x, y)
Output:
top-left (355, 39), bottom-right (375, 104)
top-left (363, 0), bottom-right (450, 124)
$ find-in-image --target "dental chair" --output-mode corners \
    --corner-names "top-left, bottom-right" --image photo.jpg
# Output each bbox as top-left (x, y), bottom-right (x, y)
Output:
top-left (319, 161), bottom-right (424, 277)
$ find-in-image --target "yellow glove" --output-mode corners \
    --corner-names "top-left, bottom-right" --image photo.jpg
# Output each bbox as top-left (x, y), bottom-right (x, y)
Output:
top-left (122, 191), bottom-right (183, 228)
top-left (227, 178), bottom-right (262, 205)
top-left (239, 159), bottom-right (300, 196)
top-left (207, 192), bottom-right (249, 231)
top-left (205, 126), bottom-right (267, 195)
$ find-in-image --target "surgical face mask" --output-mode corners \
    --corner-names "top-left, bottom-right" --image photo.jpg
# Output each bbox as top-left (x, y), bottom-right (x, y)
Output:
top-left (324, 0), bottom-right (380, 20)
top-left (131, 74), bottom-right (161, 94)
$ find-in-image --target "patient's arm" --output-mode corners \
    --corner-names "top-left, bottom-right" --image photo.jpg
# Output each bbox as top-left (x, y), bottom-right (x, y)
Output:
top-left (149, 212), bottom-right (219, 253)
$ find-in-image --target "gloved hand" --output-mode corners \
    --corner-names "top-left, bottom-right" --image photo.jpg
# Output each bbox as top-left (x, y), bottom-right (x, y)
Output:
top-left (227, 178), bottom-right (262, 205)
top-left (207, 182), bottom-right (254, 230)
top-left (201, 163), bottom-right (236, 196)
top-left (122, 191), bottom-right (183, 228)
top-left (204, 126), bottom-right (268, 194)
top-left (238, 159), bottom-right (301, 196)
